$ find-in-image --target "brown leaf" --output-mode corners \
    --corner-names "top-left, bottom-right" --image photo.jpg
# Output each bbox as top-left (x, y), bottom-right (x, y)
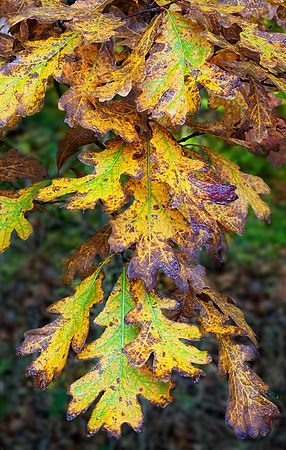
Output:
top-left (57, 127), bottom-right (96, 172)
top-left (218, 337), bottom-right (279, 439)
top-left (63, 225), bottom-right (111, 284)
top-left (0, 148), bottom-right (48, 181)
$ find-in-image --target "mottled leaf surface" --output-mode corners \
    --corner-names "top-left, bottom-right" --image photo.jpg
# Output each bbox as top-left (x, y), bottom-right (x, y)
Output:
top-left (37, 138), bottom-right (144, 212)
top-left (0, 181), bottom-right (45, 252)
top-left (0, 32), bottom-right (81, 128)
top-left (124, 280), bottom-right (211, 380)
top-left (68, 268), bottom-right (172, 437)
top-left (17, 262), bottom-right (107, 389)
top-left (218, 337), bottom-right (279, 439)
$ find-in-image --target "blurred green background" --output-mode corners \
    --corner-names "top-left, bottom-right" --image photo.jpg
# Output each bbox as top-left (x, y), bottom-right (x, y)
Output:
top-left (0, 88), bottom-right (285, 450)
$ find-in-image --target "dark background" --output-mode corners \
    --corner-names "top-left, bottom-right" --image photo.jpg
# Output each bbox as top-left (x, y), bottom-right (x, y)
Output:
top-left (1, 89), bottom-right (285, 450)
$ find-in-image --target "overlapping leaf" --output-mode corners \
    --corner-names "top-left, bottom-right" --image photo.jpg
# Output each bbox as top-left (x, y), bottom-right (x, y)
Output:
top-left (94, 14), bottom-right (161, 101)
top-left (17, 260), bottom-right (108, 389)
top-left (0, 181), bottom-right (45, 252)
top-left (37, 137), bottom-right (144, 212)
top-left (197, 294), bottom-right (279, 439)
top-left (240, 30), bottom-right (286, 73)
top-left (4, 0), bottom-right (122, 45)
top-left (0, 0), bottom-right (282, 440)
top-left (0, 32), bottom-right (81, 128)
top-left (137, 10), bottom-right (240, 125)
top-left (58, 44), bottom-right (144, 142)
top-left (67, 269), bottom-right (172, 437)
top-left (198, 287), bottom-right (257, 345)
top-left (109, 167), bottom-right (214, 291)
top-left (124, 280), bottom-right (211, 380)
top-left (150, 124), bottom-right (237, 254)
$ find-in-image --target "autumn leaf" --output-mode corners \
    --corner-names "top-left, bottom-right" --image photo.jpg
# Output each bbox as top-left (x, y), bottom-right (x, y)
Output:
top-left (63, 225), bottom-right (111, 285)
top-left (0, 32), bottom-right (81, 128)
top-left (150, 124), bottom-right (237, 255)
top-left (198, 300), bottom-right (245, 338)
top-left (1, 0), bottom-right (282, 439)
top-left (239, 30), bottom-right (286, 73)
top-left (58, 44), bottom-right (144, 142)
top-left (94, 14), bottom-right (161, 101)
top-left (218, 336), bottom-right (279, 439)
top-left (57, 127), bottom-right (97, 172)
top-left (67, 267), bottom-right (172, 437)
top-left (109, 169), bottom-right (211, 291)
top-left (137, 10), bottom-right (240, 125)
top-left (17, 259), bottom-right (109, 389)
top-left (246, 80), bottom-right (281, 144)
top-left (5, 0), bottom-right (123, 45)
top-left (124, 279), bottom-right (211, 380)
top-left (0, 181), bottom-right (45, 252)
top-left (198, 287), bottom-right (257, 345)
top-left (0, 148), bottom-right (48, 181)
top-left (37, 137), bottom-right (144, 212)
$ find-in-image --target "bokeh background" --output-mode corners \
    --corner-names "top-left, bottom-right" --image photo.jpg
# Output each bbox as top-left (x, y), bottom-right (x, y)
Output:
top-left (1, 88), bottom-right (285, 450)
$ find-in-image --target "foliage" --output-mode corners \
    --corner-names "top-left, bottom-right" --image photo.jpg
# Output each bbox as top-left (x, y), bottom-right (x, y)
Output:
top-left (0, 0), bottom-right (285, 441)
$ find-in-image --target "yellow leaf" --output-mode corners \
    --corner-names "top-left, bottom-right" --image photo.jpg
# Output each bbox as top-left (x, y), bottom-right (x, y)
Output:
top-left (109, 161), bottom-right (210, 290)
top-left (196, 292), bottom-right (279, 439)
top-left (58, 44), bottom-right (144, 142)
top-left (37, 137), bottom-right (144, 212)
top-left (199, 301), bottom-right (245, 337)
top-left (94, 14), bottom-right (162, 101)
top-left (68, 267), bottom-right (172, 437)
top-left (124, 280), bottom-right (211, 380)
top-left (150, 123), bottom-right (237, 254)
top-left (199, 287), bottom-right (257, 345)
top-left (218, 336), bottom-right (279, 439)
top-left (137, 10), bottom-right (240, 125)
top-left (0, 181), bottom-right (45, 252)
top-left (17, 260), bottom-right (109, 389)
top-left (240, 30), bottom-right (286, 73)
top-left (0, 32), bottom-right (81, 128)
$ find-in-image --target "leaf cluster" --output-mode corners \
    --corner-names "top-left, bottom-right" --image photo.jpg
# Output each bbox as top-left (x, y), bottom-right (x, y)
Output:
top-left (0, 0), bottom-right (285, 440)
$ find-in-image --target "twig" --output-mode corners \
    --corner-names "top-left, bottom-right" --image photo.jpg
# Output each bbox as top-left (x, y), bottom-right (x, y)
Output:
top-left (178, 131), bottom-right (204, 143)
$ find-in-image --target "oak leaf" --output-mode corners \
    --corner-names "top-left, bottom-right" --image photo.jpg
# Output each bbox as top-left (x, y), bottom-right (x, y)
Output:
top-left (218, 336), bottom-right (279, 439)
top-left (57, 127), bottom-right (97, 172)
top-left (124, 280), bottom-right (211, 381)
top-left (203, 148), bottom-right (270, 234)
top-left (37, 138), bottom-right (144, 212)
top-left (17, 261), bottom-right (107, 389)
top-left (4, 1), bottom-right (122, 45)
top-left (58, 44), bottom-right (143, 142)
top-left (0, 148), bottom-right (48, 181)
top-left (239, 30), bottom-right (286, 73)
top-left (67, 268), bottom-right (172, 437)
top-left (0, 32), bottom-right (81, 128)
top-left (137, 10), bottom-right (240, 125)
top-left (0, 181), bottom-right (45, 252)
top-left (63, 225), bottom-right (111, 285)
top-left (109, 171), bottom-right (215, 291)
top-left (150, 124), bottom-right (237, 256)
top-left (198, 287), bottom-right (257, 345)
top-left (94, 14), bottom-right (161, 101)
